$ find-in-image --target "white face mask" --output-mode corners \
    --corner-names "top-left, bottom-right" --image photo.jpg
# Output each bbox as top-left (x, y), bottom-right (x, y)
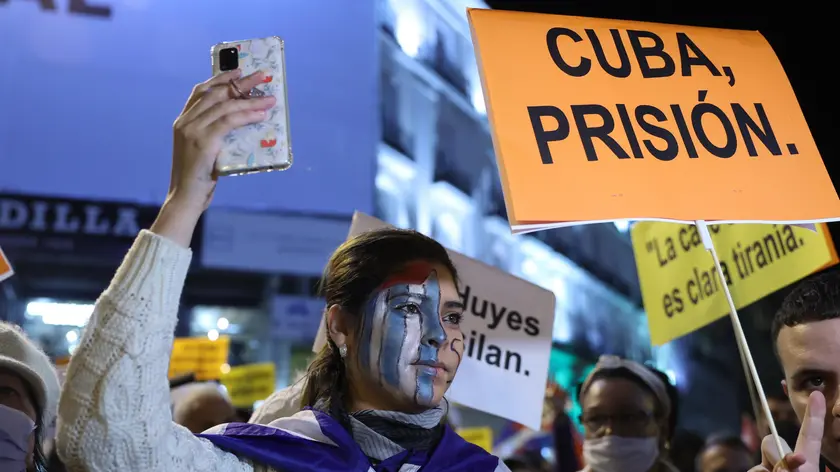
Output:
top-left (583, 435), bottom-right (660, 472)
top-left (0, 404), bottom-right (35, 472)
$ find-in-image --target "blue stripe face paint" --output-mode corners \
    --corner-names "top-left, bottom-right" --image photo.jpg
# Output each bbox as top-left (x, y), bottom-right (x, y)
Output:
top-left (356, 262), bottom-right (465, 409)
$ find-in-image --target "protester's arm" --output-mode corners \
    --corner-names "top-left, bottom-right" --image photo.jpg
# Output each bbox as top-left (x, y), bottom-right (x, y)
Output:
top-left (56, 70), bottom-right (275, 472)
top-left (56, 209), bottom-right (255, 472)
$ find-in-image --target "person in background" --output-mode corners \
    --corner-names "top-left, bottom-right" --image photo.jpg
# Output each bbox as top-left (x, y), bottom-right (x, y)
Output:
top-left (756, 394), bottom-right (800, 452)
top-left (576, 356), bottom-right (679, 472)
top-left (750, 271), bottom-right (840, 472)
top-left (696, 435), bottom-right (753, 472)
top-left (0, 322), bottom-right (60, 472)
top-left (547, 384), bottom-right (582, 471)
top-left (233, 408), bottom-right (253, 424)
top-left (56, 70), bottom-right (509, 471)
top-left (669, 430), bottom-right (705, 472)
top-left (172, 383), bottom-right (237, 434)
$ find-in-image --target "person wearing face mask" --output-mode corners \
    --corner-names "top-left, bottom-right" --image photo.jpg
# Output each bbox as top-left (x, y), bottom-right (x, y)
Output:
top-left (576, 356), bottom-right (679, 472)
top-left (0, 322), bottom-right (60, 472)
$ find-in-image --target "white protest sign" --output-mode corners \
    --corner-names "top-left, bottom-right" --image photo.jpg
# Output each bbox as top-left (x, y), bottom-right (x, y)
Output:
top-left (313, 212), bottom-right (556, 429)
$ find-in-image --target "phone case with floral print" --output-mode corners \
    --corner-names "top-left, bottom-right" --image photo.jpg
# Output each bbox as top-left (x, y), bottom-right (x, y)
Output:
top-left (211, 36), bottom-right (292, 176)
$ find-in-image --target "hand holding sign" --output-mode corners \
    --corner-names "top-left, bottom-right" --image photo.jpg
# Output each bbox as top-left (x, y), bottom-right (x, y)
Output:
top-left (748, 391), bottom-right (825, 472)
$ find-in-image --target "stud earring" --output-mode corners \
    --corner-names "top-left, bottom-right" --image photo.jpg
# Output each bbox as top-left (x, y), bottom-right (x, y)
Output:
top-left (338, 344), bottom-right (348, 358)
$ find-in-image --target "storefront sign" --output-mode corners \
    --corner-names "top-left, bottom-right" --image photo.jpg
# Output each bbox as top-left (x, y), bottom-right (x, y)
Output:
top-left (0, 193), bottom-right (202, 263)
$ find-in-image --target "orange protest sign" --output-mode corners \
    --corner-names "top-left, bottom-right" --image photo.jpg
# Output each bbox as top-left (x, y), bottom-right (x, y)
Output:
top-left (0, 245), bottom-right (12, 283)
top-left (468, 9), bottom-right (840, 233)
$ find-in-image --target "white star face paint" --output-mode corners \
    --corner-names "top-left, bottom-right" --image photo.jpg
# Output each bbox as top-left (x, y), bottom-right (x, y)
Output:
top-left (356, 262), bottom-right (465, 409)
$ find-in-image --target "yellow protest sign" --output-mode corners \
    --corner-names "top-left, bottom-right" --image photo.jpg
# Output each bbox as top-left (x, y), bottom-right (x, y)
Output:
top-left (457, 427), bottom-right (494, 452)
top-left (169, 336), bottom-right (230, 381)
top-left (220, 363), bottom-right (276, 408)
top-left (633, 223), bottom-right (839, 345)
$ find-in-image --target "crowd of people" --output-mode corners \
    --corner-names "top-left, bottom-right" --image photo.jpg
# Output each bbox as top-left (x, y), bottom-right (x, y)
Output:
top-left (1, 71), bottom-right (838, 472)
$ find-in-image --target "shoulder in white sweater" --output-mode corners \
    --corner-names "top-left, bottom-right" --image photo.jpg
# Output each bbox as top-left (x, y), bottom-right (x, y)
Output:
top-left (56, 230), bottom-right (266, 472)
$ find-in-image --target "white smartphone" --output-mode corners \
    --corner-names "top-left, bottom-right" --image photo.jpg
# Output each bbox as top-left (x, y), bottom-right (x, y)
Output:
top-left (211, 36), bottom-right (293, 176)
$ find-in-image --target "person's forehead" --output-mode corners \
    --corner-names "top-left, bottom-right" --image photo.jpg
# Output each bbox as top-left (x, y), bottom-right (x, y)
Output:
top-left (379, 262), bottom-right (457, 293)
top-left (583, 377), bottom-right (654, 409)
top-left (777, 318), bottom-right (840, 371)
top-left (0, 369), bottom-right (27, 390)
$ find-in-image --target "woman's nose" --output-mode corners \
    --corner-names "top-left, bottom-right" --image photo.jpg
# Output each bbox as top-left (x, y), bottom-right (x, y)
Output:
top-left (422, 323), bottom-right (446, 347)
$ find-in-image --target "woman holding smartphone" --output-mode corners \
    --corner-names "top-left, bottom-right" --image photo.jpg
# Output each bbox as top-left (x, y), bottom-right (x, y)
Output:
top-left (55, 71), bottom-right (509, 472)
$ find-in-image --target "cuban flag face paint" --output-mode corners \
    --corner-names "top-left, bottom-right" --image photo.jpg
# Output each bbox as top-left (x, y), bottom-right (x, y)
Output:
top-left (355, 262), bottom-right (465, 409)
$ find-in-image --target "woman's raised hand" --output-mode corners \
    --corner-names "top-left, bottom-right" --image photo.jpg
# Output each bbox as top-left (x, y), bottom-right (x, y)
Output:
top-left (168, 70), bottom-right (275, 213)
top-left (152, 71), bottom-right (275, 247)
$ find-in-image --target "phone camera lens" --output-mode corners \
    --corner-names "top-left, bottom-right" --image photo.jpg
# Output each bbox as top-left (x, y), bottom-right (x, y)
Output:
top-left (219, 47), bottom-right (239, 71)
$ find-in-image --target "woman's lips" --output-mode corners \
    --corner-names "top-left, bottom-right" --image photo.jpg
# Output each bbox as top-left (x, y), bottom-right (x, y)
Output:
top-left (414, 361), bottom-right (446, 376)
top-left (416, 365), bottom-right (445, 376)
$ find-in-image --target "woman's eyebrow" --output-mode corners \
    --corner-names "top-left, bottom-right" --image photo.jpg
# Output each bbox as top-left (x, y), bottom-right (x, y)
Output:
top-left (442, 300), bottom-right (465, 311)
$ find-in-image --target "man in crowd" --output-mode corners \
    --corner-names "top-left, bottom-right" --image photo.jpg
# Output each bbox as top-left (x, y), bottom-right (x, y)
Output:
top-left (758, 394), bottom-right (801, 450)
top-left (696, 435), bottom-right (753, 472)
top-left (752, 271), bottom-right (840, 471)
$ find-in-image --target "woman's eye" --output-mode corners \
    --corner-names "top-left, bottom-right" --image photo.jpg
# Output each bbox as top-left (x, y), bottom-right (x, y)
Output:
top-left (398, 303), bottom-right (421, 315)
top-left (443, 313), bottom-right (464, 325)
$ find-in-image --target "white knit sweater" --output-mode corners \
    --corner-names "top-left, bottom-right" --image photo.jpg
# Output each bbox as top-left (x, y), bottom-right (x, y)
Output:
top-left (56, 230), bottom-right (269, 472)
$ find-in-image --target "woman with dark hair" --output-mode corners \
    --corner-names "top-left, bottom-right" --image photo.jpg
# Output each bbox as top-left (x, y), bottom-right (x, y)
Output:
top-left (576, 356), bottom-right (679, 472)
top-left (56, 70), bottom-right (508, 471)
top-left (0, 322), bottom-right (60, 472)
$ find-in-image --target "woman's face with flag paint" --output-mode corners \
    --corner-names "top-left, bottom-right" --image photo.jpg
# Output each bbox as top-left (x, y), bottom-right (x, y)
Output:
top-left (352, 261), bottom-right (466, 410)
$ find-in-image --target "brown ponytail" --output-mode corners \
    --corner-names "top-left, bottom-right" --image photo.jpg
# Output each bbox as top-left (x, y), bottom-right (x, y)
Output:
top-left (300, 339), bottom-right (351, 431)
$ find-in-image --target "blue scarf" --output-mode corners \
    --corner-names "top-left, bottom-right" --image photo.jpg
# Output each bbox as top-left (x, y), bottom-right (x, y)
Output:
top-left (198, 407), bottom-right (500, 471)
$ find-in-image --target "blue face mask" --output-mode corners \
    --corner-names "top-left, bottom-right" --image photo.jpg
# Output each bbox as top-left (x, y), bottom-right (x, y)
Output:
top-left (0, 404), bottom-right (35, 472)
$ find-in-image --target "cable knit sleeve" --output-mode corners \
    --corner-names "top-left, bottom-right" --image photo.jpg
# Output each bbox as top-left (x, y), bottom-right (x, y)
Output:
top-left (56, 230), bottom-right (256, 472)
